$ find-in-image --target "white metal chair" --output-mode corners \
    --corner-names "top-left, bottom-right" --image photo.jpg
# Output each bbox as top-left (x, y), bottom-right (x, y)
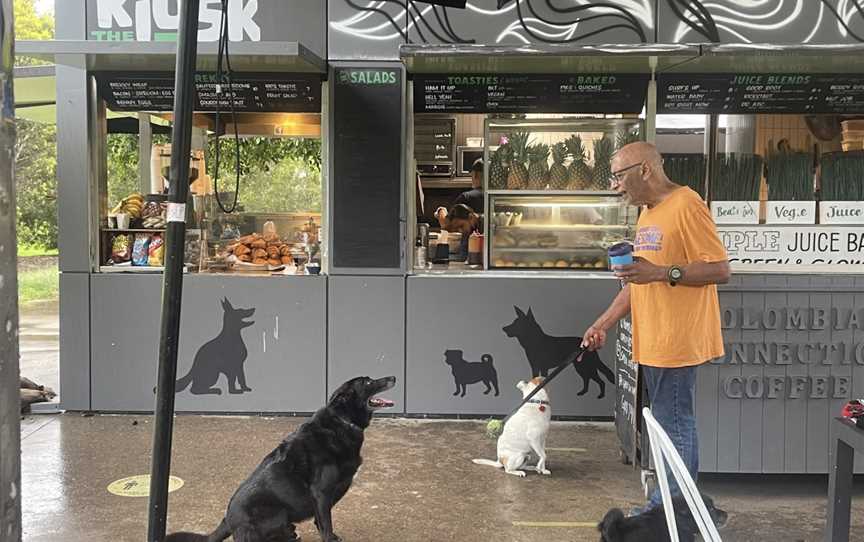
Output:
top-left (642, 406), bottom-right (723, 542)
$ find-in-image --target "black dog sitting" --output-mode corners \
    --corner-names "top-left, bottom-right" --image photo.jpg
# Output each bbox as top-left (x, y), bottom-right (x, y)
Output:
top-left (598, 494), bottom-right (727, 542)
top-left (166, 376), bottom-right (396, 542)
top-left (443, 349), bottom-right (500, 397)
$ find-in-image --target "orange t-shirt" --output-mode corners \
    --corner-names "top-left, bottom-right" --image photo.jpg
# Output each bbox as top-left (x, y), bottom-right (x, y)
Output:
top-left (630, 187), bottom-right (727, 367)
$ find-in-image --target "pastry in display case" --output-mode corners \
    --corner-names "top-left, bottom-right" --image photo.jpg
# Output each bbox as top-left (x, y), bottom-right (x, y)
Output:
top-left (488, 194), bottom-right (636, 270)
top-left (483, 117), bottom-right (643, 192)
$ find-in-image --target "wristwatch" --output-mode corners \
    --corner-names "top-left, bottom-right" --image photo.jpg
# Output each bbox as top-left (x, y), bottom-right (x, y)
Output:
top-left (667, 265), bottom-right (683, 286)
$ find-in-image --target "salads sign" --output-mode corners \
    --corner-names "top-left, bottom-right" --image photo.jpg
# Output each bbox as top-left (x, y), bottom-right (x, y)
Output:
top-left (86, 0), bottom-right (283, 42)
top-left (719, 226), bottom-right (864, 268)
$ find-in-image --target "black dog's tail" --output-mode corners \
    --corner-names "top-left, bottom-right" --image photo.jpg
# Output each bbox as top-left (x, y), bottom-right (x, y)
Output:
top-left (166, 518), bottom-right (230, 542)
top-left (481, 354), bottom-right (494, 366)
top-left (175, 367), bottom-right (194, 393)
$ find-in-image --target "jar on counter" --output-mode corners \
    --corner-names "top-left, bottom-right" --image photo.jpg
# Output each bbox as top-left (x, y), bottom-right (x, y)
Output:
top-left (415, 242), bottom-right (427, 268)
top-left (468, 232), bottom-right (484, 266)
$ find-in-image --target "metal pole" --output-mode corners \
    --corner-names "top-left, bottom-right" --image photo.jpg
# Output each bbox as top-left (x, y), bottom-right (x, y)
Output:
top-left (147, 0), bottom-right (200, 540)
top-left (0, 0), bottom-right (21, 540)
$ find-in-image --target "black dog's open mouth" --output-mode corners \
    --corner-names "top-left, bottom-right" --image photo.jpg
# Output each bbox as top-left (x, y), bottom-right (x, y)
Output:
top-left (368, 397), bottom-right (394, 409)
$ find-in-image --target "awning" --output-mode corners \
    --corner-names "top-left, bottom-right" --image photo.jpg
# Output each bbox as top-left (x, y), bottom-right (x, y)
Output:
top-left (399, 43), bottom-right (700, 74)
top-left (16, 40), bottom-right (326, 73)
top-left (400, 43), bottom-right (864, 75)
top-left (14, 65), bottom-right (55, 123)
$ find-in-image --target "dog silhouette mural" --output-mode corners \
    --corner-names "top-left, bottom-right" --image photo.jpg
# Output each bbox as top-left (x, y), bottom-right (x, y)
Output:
top-left (443, 349), bottom-right (500, 397)
top-left (503, 306), bottom-right (614, 399)
top-left (176, 297), bottom-right (256, 395)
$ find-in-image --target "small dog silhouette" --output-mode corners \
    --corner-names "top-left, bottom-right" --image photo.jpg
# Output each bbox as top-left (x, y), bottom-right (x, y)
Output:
top-left (502, 306), bottom-right (614, 399)
top-left (443, 349), bottom-right (500, 397)
top-left (176, 297), bottom-right (256, 395)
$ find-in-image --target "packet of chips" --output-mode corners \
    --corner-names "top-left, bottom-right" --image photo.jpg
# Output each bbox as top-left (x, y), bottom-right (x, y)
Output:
top-left (132, 234), bottom-right (151, 266)
top-left (148, 234), bottom-right (165, 266)
top-left (111, 234), bottom-right (132, 263)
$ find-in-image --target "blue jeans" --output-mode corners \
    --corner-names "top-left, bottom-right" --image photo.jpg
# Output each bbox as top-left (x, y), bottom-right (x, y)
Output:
top-left (642, 365), bottom-right (699, 510)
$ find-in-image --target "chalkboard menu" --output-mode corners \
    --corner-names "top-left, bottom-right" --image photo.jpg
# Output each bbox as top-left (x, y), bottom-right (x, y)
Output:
top-left (658, 73), bottom-right (864, 114)
top-left (97, 72), bottom-right (322, 113)
top-left (414, 74), bottom-right (649, 114)
top-left (615, 317), bottom-right (637, 463)
top-left (332, 66), bottom-right (403, 270)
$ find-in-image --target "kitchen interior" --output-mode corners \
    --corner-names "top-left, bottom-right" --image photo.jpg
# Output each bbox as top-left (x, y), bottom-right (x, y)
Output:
top-left (103, 111), bottom-right (324, 276)
top-left (414, 112), bottom-right (639, 272)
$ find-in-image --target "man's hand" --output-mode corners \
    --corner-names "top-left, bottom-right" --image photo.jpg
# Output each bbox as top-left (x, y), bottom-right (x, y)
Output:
top-left (581, 324), bottom-right (607, 351)
top-left (613, 256), bottom-right (666, 285)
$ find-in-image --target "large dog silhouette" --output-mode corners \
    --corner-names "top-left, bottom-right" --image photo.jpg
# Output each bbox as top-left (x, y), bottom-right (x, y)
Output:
top-left (176, 298), bottom-right (256, 395)
top-left (503, 306), bottom-right (614, 399)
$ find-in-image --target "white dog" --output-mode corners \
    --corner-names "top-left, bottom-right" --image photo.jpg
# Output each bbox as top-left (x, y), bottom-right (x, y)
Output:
top-left (472, 377), bottom-right (552, 477)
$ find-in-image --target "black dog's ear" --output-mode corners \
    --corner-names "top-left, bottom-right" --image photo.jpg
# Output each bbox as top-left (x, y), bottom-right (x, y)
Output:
top-left (598, 508), bottom-right (625, 541)
top-left (526, 307), bottom-right (535, 321)
top-left (514, 306), bottom-right (525, 317)
top-left (221, 297), bottom-right (234, 311)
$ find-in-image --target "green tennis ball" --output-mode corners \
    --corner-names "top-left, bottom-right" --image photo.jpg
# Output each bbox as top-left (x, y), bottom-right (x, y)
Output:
top-left (486, 419), bottom-right (504, 439)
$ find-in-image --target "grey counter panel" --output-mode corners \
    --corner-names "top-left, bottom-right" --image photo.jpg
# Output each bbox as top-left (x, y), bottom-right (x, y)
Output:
top-left (705, 274), bottom-right (864, 474)
top-left (60, 273), bottom-right (91, 410)
top-left (90, 274), bottom-right (326, 412)
top-left (406, 275), bottom-right (618, 417)
top-left (327, 276), bottom-right (406, 412)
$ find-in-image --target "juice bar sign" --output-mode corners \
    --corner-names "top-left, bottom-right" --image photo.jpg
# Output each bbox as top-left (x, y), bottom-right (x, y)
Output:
top-left (716, 307), bottom-right (864, 400)
top-left (87, 0), bottom-right (264, 41)
top-left (658, 73), bottom-right (864, 115)
top-left (413, 74), bottom-right (649, 114)
top-left (719, 226), bottom-right (864, 269)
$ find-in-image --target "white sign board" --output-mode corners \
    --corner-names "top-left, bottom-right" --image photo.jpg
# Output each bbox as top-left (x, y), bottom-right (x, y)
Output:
top-left (765, 201), bottom-right (816, 225)
top-left (718, 226), bottom-right (864, 270)
top-left (710, 201), bottom-right (759, 224)
top-left (820, 202), bottom-right (864, 225)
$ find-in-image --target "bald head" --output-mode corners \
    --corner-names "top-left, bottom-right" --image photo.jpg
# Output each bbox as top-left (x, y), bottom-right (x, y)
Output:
top-left (610, 141), bottom-right (678, 207)
top-left (614, 141), bottom-right (663, 168)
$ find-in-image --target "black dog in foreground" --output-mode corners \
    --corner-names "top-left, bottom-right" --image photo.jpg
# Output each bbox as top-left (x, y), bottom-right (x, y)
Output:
top-left (598, 494), bottom-right (727, 542)
top-left (166, 375), bottom-right (397, 542)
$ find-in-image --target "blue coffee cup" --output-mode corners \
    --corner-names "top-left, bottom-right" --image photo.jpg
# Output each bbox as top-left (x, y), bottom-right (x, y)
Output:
top-left (608, 242), bottom-right (634, 268)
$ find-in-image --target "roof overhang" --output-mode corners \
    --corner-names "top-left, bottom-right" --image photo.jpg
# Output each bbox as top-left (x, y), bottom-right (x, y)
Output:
top-left (16, 40), bottom-right (326, 73)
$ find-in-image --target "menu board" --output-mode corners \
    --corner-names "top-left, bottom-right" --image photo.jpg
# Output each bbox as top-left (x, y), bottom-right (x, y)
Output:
top-left (615, 317), bottom-right (637, 463)
top-left (414, 74), bottom-right (649, 114)
top-left (97, 72), bottom-right (322, 113)
top-left (332, 67), bottom-right (403, 270)
top-left (658, 73), bottom-right (864, 114)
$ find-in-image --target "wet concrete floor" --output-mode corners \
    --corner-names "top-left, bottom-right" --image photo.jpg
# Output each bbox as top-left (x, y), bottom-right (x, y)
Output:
top-left (20, 413), bottom-right (864, 541)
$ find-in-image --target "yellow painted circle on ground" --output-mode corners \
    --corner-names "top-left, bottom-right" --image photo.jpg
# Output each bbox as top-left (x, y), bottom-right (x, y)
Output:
top-left (107, 475), bottom-right (184, 497)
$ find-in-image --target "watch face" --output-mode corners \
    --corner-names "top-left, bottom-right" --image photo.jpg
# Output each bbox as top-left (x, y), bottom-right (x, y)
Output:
top-left (670, 267), bottom-right (683, 281)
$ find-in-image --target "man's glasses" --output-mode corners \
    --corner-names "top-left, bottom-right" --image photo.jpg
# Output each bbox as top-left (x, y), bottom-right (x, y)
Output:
top-left (608, 162), bottom-right (643, 186)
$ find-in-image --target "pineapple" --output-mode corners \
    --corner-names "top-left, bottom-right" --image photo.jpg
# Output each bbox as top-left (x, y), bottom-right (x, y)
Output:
top-left (506, 132), bottom-right (530, 190)
top-left (488, 145), bottom-right (508, 189)
top-left (548, 142), bottom-right (569, 190)
top-left (566, 135), bottom-right (592, 190)
top-left (592, 134), bottom-right (615, 191)
top-left (616, 126), bottom-right (640, 150)
top-left (527, 143), bottom-right (550, 190)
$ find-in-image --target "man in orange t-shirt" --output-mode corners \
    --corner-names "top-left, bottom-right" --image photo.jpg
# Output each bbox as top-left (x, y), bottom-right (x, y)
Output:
top-left (582, 142), bottom-right (730, 516)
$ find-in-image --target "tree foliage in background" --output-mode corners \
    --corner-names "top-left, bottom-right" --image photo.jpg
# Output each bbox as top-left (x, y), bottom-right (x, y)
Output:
top-left (14, 0), bottom-right (53, 66)
top-left (16, 120), bottom-right (57, 248)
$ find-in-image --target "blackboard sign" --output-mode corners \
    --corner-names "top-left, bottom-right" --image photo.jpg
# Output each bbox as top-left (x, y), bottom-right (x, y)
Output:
top-left (658, 73), bottom-right (864, 114)
top-left (615, 316), bottom-right (637, 463)
top-left (97, 72), bottom-right (322, 112)
top-left (332, 66), bottom-right (403, 270)
top-left (413, 74), bottom-right (649, 114)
